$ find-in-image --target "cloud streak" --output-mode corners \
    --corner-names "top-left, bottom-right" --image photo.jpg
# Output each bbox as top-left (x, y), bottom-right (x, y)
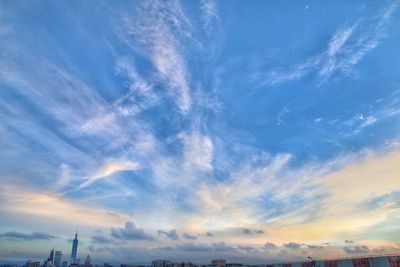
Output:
top-left (79, 160), bottom-right (140, 189)
top-left (120, 1), bottom-right (193, 113)
top-left (266, 2), bottom-right (399, 84)
top-left (0, 231), bottom-right (58, 240)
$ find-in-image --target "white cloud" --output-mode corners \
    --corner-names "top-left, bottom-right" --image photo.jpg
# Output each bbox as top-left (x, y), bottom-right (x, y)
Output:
top-left (327, 24), bottom-right (357, 57)
top-left (360, 116), bottom-right (378, 128)
top-left (79, 160), bottom-right (141, 189)
top-left (179, 131), bottom-right (214, 171)
top-left (266, 2), bottom-right (399, 84)
top-left (200, 0), bottom-right (219, 31)
top-left (120, 1), bottom-right (193, 113)
top-left (0, 185), bottom-right (130, 228)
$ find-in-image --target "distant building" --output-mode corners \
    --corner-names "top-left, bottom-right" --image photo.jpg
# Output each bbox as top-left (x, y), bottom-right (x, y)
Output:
top-left (25, 261), bottom-right (41, 267)
top-left (54, 251), bottom-right (63, 267)
top-left (211, 260), bottom-right (226, 267)
top-left (84, 255), bottom-right (91, 266)
top-left (70, 232), bottom-right (79, 264)
top-left (49, 249), bottom-right (55, 264)
top-left (152, 260), bottom-right (171, 267)
top-left (62, 261), bottom-right (68, 267)
top-left (175, 263), bottom-right (195, 267)
top-left (44, 251), bottom-right (56, 267)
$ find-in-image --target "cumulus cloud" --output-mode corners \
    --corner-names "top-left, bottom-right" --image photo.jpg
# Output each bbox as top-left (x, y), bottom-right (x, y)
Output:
top-left (111, 221), bottom-right (154, 241)
top-left (307, 244), bottom-right (322, 250)
top-left (157, 229), bottom-right (179, 240)
top-left (0, 231), bottom-right (58, 240)
top-left (91, 234), bottom-right (117, 244)
top-left (343, 246), bottom-right (370, 254)
top-left (264, 242), bottom-right (278, 250)
top-left (242, 228), bottom-right (252, 235)
top-left (242, 228), bottom-right (264, 234)
top-left (212, 242), bottom-right (235, 252)
top-left (284, 242), bottom-right (302, 250)
top-left (183, 233), bottom-right (197, 240)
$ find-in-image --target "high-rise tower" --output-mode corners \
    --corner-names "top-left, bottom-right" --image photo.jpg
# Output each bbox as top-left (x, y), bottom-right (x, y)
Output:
top-left (70, 231), bottom-right (78, 264)
top-left (54, 251), bottom-right (62, 267)
top-left (49, 248), bottom-right (55, 264)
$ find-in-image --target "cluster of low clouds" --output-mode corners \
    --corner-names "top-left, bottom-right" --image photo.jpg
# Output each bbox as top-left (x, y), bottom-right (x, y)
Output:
top-left (1, 225), bottom-right (400, 263)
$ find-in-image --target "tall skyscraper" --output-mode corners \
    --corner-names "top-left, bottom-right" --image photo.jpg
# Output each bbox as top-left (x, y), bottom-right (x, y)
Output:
top-left (70, 232), bottom-right (79, 264)
top-left (49, 249), bottom-right (55, 264)
top-left (54, 251), bottom-right (62, 267)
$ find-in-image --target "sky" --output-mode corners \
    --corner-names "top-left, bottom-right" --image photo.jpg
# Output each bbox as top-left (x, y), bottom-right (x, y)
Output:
top-left (0, 0), bottom-right (400, 265)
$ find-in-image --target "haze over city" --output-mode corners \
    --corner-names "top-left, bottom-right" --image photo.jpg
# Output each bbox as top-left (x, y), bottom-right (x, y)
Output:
top-left (0, 0), bottom-right (400, 266)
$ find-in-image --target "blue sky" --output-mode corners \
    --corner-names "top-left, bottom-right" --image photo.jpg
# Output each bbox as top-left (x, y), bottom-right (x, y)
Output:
top-left (1, 0), bottom-right (400, 264)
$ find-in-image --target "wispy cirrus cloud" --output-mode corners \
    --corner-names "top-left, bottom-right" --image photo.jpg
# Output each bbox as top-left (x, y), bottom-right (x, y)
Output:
top-left (119, 1), bottom-right (193, 113)
top-left (79, 160), bottom-right (140, 189)
top-left (0, 185), bottom-right (130, 228)
top-left (266, 2), bottom-right (399, 84)
top-left (1, 1), bottom-right (400, 262)
top-left (200, 0), bottom-right (219, 31)
top-left (179, 130), bottom-right (214, 171)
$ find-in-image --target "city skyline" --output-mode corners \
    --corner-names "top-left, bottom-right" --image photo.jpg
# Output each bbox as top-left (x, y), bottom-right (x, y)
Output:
top-left (2, 232), bottom-right (399, 266)
top-left (1, 0), bottom-right (400, 265)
